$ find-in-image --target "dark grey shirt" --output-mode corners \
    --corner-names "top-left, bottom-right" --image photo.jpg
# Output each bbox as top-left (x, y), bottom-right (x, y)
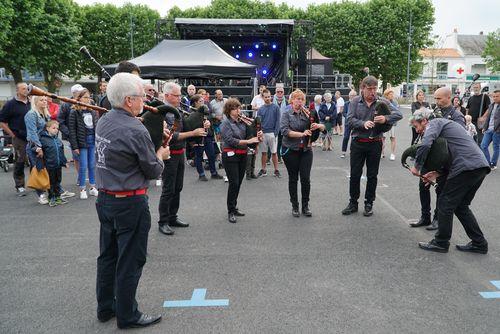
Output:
top-left (415, 118), bottom-right (489, 180)
top-left (347, 96), bottom-right (403, 139)
top-left (95, 108), bottom-right (164, 191)
top-left (280, 106), bottom-right (314, 151)
top-left (220, 117), bottom-right (247, 150)
top-left (440, 105), bottom-right (465, 128)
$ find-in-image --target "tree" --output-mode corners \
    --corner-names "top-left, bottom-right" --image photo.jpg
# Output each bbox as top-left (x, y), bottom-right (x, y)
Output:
top-left (0, 0), bottom-right (44, 83)
top-left (0, 0), bottom-right (15, 60)
top-left (33, 0), bottom-right (81, 92)
top-left (482, 29), bottom-right (500, 73)
top-left (75, 3), bottom-right (160, 79)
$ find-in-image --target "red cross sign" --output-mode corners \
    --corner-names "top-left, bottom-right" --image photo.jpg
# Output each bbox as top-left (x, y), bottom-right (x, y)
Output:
top-left (457, 67), bottom-right (464, 74)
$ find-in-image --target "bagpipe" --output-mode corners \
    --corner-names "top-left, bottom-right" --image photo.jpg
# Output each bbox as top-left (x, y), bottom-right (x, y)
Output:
top-left (369, 100), bottom-right (393, 138)
top-left (183, 104), bottom-right (211, 146)
top-left (301, 107), bottom-right (320, 146)
top-left (242, 114), bottom-right (262, 150)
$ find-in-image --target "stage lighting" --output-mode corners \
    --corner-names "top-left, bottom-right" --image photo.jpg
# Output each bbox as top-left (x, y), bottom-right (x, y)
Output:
top-left (232, 45), bottom-right (235, 49)
top-left (238, 45), bottom-right (242, 49)
top-left (260, 53), bottom-right (264, 58)
top-left (254, 44), bottom-right (260, 49)
top-left (248, 52), bottom-right (253, 58)
top-left (272, 43), bottom-right (277, 49)
top-left (262, 69), bottom-right (268, 75)
top-left (266, 53), bottom-right (270, 58)
top-left (235, 54), bottom-right (240, 59)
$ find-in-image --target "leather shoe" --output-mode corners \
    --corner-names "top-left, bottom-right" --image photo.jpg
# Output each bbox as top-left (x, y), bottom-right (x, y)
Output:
top-left (158, 224), bottom-right (174, 235)
top-left (170, 219), bottom-right (189, 227)
top-left (292, 206), bottom-right (300, 217)
top-left (410, 216), bottom-right (431, 227)
top-left (234, 209), bottom-right (245, 217)
top-left (341, 202), bottom-right (358, 215)
top-left (97, 311), bottom-right (115, 323)
top-left (425, 216), bottom-right (438, 231)
top-left (456, 241), bottom-right (488, 254)
top-left (228, 213), bottom-right (237, 223)
top-left (418, 239), bottom-right (449, 253)
top-left (302, 205), bottom-right (312, 217)
top-left (363, 203), bottom-right (373, 217)
top-left (118, 313), bottom-right (162, 329)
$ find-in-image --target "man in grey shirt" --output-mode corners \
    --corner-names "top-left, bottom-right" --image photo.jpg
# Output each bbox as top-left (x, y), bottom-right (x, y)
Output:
top-left (95, 73), bottom-right (169, 329)
top-left (480, 89), bottom-right (500, 170)
top-left (209, 89), bottom-right (227, 117)
top-left (410, 109), bottom-right (490, 254)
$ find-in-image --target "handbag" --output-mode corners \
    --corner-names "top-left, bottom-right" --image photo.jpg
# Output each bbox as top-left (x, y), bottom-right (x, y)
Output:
top-left (27, 166), bottom-right (50, 190)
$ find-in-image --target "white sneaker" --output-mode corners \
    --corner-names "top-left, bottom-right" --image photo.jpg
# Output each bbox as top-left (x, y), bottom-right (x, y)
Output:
top-left (17, 187), bottom-right (27, 197)
top-left (38, 194), bottom-right (48, 205)
top-left (80, 189), bottom-right (88, 199)
top-left (156, 179), bottom-right (162, 187)
top-left (223, 176), bottom-right (229, 183)
top-left (88, 187), bottom-right (99, 197)
top-left (60, 190), bottom-right (75, 199)
top-left (340, 153), bottom-right (346, 159)
top-left (390, 153), bottom-right (396, 161)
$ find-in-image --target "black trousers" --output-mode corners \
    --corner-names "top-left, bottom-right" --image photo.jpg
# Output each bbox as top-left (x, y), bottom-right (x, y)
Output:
top-left (419, 175), bottom-right (445, 219)
top-left (96, 193), bottom-right (151, 327)
top-left (222, 152), bottom-right (246, 213)
top-left (245, 152), bottom-right (256, 176)
top-left (434, 167), bottom-right (489, 246)
top-left (283, 149), bottom-right (313, 208)
top-left (349, 140), bottom-right (382, 204)
top-left (158, 153), bottom-right (184, 225)
top-left (12, 137), bottom-right (26, 188)
top-left (47, 168), bottom-right (62, 199)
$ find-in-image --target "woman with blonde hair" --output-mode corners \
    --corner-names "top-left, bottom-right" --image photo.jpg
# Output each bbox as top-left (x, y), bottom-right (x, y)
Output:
top-left (68, 88), bottom-right (99, 199)
top-left (281, 89), bottom-right (325, 217)
top-left (382, 89), bottom-right (400, 160)
top-left (25, 95), bottom-right (51, 204)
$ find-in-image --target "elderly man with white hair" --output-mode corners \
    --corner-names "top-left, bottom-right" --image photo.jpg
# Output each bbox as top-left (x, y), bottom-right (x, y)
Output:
top-left (95, 72), bottom-right (169, 329)
top-left (409, 108), bottom-right (490, 254)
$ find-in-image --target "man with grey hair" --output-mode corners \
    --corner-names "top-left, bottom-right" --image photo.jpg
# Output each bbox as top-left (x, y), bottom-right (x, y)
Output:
top-left (409, 109), bottom-right (490, 254)
top-left (158, 81), bottom-right (208, 236)
top-left (95, 72), bottom-right (169, 329)
top-left (466, 82), bottom-right (490, 144)
top-left (342, 76), bottom-right (402, 217)
top-left (209, 89), bottom-right (227, 117)
top-left (181, 84), bottom-right (196, 112)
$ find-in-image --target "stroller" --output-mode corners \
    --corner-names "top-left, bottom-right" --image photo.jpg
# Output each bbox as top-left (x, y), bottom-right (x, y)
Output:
top-left (0, 133), bottom-right (14, 172)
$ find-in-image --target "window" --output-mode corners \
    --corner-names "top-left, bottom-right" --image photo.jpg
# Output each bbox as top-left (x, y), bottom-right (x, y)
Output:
top-left (471, 64), bottom-right (486, 75)
top-left (436, 62), bottom-right (448, 74)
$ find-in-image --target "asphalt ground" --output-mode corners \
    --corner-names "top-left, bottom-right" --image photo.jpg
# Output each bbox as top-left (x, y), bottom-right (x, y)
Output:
top-left (1, 106), bottom-right (499, 333)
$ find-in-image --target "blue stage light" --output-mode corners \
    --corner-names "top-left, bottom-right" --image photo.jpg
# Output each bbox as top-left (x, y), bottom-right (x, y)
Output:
top-left (238, 45), bottom-right (242, 49)
top-left (254, 44), bottom-right (260, 49)
top-left (262, 69), bottom-right (268, 75)
top-left (248, 52), bottom-right (253, 58)
top-left (235, 54), bottom-right (240, 59)
top-left (272, 43), bottom-right (277, 49)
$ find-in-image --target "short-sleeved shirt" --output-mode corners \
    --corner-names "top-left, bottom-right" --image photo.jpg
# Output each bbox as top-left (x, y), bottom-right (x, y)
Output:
top-left (336, 97), bottom-right (345, 114)
top-left (209, 98), bottom-right (227, 117)
top-left (251, 95), bottom-right (265, 110)
top-left (0, 97), bottom-right (30, 140)
top-left (466, 94), bottom-right (491, 122)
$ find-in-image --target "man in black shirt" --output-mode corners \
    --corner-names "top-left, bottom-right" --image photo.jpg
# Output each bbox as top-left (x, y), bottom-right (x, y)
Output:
top-left (0, 82), bottom-right (30, 195)
top-left (466, 83), bottom-right (490, 144)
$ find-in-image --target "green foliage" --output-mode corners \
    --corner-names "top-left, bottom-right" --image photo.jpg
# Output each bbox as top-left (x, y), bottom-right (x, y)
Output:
top-left (482, 29), bottom-right (500, 73)
top-left (0, 0), bottom-right (15, 59)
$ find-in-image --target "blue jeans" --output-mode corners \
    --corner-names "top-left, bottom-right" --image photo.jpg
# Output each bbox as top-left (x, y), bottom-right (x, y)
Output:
top-left (78, 135), bottom-right (96, 188)
top-left (194, 137), bottom-right (217, 176)
top-left (480, 129), bottom-right (500, 167)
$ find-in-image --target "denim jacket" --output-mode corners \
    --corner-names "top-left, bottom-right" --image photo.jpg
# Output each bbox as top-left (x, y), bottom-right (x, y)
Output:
top-left (24, 109), bottom-right (48, 148)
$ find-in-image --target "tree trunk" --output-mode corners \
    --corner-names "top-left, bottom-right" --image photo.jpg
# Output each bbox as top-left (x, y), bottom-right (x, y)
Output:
top-left (6, 66), bottom-right (23, 84)
top-left (44, 71), bottom-right (56, 93)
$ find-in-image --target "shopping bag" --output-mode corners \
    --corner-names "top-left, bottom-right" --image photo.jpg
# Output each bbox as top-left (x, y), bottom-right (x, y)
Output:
top-left (27, 167), bottom-right (50, 191)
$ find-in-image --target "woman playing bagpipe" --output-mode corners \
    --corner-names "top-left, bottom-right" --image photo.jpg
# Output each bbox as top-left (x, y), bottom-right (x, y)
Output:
top-left (220, 98), bottom-right (263, 223)
top-left (280, 89), bottom-right (326, 218)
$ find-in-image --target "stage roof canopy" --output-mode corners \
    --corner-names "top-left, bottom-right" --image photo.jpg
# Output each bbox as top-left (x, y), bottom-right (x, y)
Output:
top-left (104, 39), bottom-right (256, 79)
top-left (175, 18), bottom-right (295, 38)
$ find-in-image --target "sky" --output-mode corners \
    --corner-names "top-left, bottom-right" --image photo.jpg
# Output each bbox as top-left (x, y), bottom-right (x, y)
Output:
top-left (74, 0), bottom-right (499, 37)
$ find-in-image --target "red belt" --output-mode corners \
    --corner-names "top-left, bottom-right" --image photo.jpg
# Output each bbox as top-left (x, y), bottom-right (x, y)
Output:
top-left (298, 143), bottom-right (305, 148)
top-left (356, 137), bottom-right (383, 143)
top-left (100, 188), bottom-right (147, 197)
top-left (170, 148), bottom-right (185, 155)
top-left (223, 148), bottom-right (247, 155)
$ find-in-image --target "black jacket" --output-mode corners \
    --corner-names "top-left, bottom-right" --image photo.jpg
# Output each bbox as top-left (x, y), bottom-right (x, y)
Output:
top-left (68, 108), bottom-right (98, 150)
top-left (40, 130), bottom-right (67, 169)
top-left (57, 102), bottom-right (72, 140)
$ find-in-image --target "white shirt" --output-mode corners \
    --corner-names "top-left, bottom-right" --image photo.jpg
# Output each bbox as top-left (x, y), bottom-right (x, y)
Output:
top-left (336, 97), bottom-right (345, 114)
top-left (251, 95), bottom-right (265, 110)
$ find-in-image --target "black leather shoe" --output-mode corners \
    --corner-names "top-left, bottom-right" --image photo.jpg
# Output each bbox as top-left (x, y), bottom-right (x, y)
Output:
top-left (302, 205), bottom-right (312, 217)
top-left (341, 202), bottom-right (358, 215)
top-left (426, 216), bottom-right (439, 231)
top-left (170, 219), bottom-right (189, 227)
top-left (159, 224), bottom-right (174, 235)
top-left (97, 311), bottom-right (115, 323)
top-left (246, 174), bottom-right (251, 180)
top-left (418, 239), bottom-right (449, 253)
top-left (211, 173), bottom-right (224, 180)
top-left (250, 173), bottom-right (258, 179)
top-left (292, 206), bottom-right (300, 217)
top-left (234, 209), bottom-right (245, 217)
top-left (228, 213), bottom-right (237, 223)
top-left (118, 313), bottom-right (162, 329)
top-left (199, 175), bottom-right (208, 181)
top-left (456, 241), bottom-right (488, 254)
top-left (410, 216), bottom-right (431, 227)
top-left (363, 203), bottom-right (373, 217)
